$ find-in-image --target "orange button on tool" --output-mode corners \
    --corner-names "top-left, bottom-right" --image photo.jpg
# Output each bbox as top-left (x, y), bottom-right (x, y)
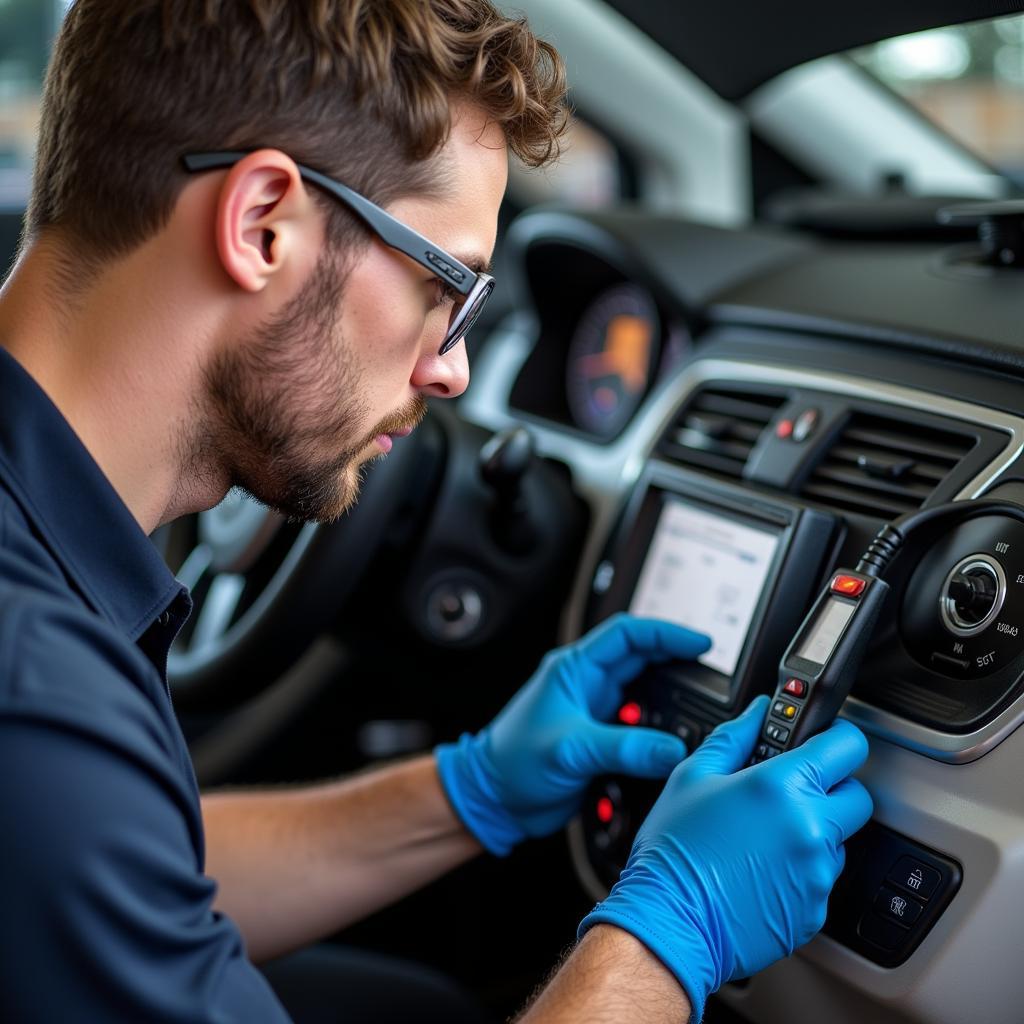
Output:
top-left (831, 574), bottom-right (866, 597)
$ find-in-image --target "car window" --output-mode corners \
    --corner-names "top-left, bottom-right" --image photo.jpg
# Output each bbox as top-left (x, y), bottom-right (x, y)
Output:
top-left (508, 114), bottom-right (634, 208)
top-left (852, 14), bottom-right (1024, 187)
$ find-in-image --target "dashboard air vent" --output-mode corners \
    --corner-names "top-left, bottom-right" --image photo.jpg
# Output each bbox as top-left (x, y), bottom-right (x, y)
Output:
top-left (656, 386), bottom-right (786, 479)
top-left (800, 413), bottom-right (976, 520)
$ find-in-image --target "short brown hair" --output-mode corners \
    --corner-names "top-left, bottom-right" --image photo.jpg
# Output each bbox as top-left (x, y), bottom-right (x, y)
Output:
top-left (28, 0), bottom-right (567, 264)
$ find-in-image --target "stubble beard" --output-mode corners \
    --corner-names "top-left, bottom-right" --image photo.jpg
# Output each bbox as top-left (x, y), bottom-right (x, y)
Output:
top-left (195, 250), bottom-right (424, 524)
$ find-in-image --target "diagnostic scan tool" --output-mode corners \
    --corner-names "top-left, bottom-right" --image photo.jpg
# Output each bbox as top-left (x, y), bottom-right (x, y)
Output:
top-left (750, 570), bottom-right (889, 763)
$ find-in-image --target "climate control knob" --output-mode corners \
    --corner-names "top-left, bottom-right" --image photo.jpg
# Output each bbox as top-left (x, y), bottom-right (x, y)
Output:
top-left (939, 554), bottom-right (1006, 637)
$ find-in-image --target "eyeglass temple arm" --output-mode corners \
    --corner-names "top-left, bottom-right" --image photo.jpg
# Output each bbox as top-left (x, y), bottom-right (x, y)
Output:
top-left (182, 151), bottom-right (477, 296)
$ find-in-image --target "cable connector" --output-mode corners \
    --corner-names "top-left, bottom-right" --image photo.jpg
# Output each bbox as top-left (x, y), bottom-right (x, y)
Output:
top-left (855, 523), bottom-right (903, 578)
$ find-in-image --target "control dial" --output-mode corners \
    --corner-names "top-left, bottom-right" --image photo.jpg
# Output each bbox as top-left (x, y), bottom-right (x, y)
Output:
top-left (939, 554), bottom-right (1006, 637)
top-left (901, 515), bottom-right (1024, 679)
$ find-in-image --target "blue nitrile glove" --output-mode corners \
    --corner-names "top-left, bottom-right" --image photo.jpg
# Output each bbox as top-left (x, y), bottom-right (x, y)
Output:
top-left (435, 613), bottom-right (712, 855)
top-left (578, 695), bottom-right (873, 1021)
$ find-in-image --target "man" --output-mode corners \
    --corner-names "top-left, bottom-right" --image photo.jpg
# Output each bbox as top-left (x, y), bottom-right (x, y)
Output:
top-left (0, 2), bottom-right (872, 1022)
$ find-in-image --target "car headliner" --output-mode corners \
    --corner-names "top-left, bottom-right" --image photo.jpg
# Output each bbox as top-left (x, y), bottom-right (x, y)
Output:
top-left (603, 0), bottom-right (1024, 100)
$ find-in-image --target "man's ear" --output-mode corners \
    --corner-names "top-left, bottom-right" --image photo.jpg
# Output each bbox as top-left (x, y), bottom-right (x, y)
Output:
top-left (213, 149), bottom-right (317, 293)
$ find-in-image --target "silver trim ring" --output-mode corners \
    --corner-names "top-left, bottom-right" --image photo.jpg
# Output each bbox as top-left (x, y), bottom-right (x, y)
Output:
top-left (939, 554), bottom-right (1007, 639)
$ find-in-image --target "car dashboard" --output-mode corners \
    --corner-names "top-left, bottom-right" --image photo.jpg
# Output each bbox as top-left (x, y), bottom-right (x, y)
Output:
top-left (458, 205), bottom-right (1024, 1024)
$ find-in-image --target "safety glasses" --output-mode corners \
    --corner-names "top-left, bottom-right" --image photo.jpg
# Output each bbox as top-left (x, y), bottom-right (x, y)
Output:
top-left (182, 151), bottom-right (495, 356)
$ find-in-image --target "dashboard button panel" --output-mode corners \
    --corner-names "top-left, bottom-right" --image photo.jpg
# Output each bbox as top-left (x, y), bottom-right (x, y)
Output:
top-left (887, 856), bottom-right (942, 900)
top-left (824, 822), bottom-right (962, 967)
top-left (874, 885), bottom-right (923, 926)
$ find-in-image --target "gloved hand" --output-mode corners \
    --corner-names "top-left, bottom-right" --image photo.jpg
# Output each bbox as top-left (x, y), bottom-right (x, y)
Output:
top-left (578, 695), bottom-right (873, 1021)
top-left (435, 613), bottom-right (711, 855)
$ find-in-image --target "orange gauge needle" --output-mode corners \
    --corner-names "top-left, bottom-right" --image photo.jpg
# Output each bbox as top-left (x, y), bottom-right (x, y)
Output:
top-left (575, 314), bottom-right (652, 393)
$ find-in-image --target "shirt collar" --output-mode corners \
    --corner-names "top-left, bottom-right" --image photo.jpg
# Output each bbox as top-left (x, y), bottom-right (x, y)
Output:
top-left (0, 346), bottom-right (185, 642)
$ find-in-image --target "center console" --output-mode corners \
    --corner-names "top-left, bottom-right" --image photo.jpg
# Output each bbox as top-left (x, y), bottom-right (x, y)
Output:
top-left (574, 464), bottom-right (837, 891)
top-left (568, 448), bottom-right (1024, 968)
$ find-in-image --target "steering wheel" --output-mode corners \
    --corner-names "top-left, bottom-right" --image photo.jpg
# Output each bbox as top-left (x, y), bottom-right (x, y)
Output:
top-left (159, 415), bottom-right (443, 712)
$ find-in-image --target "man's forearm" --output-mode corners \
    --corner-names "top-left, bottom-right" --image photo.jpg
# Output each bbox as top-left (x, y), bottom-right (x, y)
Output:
top-left (201, 754), bottom-right (480, 962)
top-left (517, 924), bottom-right (691, 1024)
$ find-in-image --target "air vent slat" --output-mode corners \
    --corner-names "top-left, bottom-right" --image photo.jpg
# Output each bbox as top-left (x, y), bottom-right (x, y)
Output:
top-left (810, 467), bottom-right (934, 501)
top-left (728, 422), bottom-right (766, 443)
top-left (658, 445), bottom-right (746, 477)
top-left (800, 483), bottom-right (921, 520)
top-left (668, 433), bottom-right (753, 462)
top-left (800, 412), bottom-right (976, 519)
top-left (840, 428), bottom-right (970, 464)
top-left (691, 394), bottom-right (785, 422)
top-left (657, 385), bottom-right (786, 480)
top-left (680, 415), bottom-right (765, 442)
top-left (827, 447), bottom-right (953, 479)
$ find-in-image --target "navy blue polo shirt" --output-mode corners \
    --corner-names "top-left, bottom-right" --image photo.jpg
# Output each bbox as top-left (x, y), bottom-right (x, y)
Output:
top-left (0, 347), bottom-right (290, 1022)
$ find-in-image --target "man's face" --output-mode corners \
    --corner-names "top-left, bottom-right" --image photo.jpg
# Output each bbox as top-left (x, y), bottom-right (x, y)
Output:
top-left (202, 104), bottom-right (507, 522)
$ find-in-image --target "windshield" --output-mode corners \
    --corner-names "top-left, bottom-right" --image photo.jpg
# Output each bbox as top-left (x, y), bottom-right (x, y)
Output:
top-left (852, 15), bottom-right (1024, 187)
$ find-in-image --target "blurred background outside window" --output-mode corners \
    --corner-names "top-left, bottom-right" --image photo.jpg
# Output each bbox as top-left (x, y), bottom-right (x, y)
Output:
top-left (853, 15), bottom-right (1024, 187)
top-left (5, 6), bottom-right (1024, 210)
top-left (0, 0), bottom-right (626, 215)
top-left (0, 0), bottom-right (62, 208)
top-left (508, 114), bottom-right (628, 208)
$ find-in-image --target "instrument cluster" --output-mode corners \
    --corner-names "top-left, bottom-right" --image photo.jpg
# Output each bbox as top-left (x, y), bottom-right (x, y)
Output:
top-left (564, 282), bottom-right (693, 439)
top-left (509, 276), bottom-right (692, 441)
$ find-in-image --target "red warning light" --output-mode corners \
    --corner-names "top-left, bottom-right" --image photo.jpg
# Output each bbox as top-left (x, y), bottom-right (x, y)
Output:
top-left (617, 702), bottom-right (643, 726)
top-left (596, 797), bottom-right (615, 824)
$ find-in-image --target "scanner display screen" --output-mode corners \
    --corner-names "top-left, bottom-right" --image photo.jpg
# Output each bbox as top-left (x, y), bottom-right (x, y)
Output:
top-left (794, 597), bottom-right (857, 668)
top-left (629, 499), bottom-right (780, 677)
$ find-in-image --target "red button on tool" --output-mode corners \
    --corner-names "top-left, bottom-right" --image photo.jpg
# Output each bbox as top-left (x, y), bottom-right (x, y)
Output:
top-left (783, 678), bottom-right (807, 698)
top-left (831, 574), bottom-right (866, 597)
top-left (596, 797), bottom-right (615, 824)
top-left (618, 701), bottom-right (643, 726)
top-left (775, 418), bottom-right (794, 440)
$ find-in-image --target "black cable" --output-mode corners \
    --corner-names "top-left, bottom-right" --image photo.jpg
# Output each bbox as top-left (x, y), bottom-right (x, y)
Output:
top-left (856, 499), bottom-right (1024, 579)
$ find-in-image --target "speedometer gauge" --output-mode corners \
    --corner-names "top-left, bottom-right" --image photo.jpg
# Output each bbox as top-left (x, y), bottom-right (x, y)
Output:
top-left (566, 284), bottom-right (660, 439)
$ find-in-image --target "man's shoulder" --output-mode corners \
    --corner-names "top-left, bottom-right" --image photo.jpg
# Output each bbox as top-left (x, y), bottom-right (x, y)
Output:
top-left (0, 565), bottom-right (177, 766)
top-left (0, 481), bottom-right (193, 780)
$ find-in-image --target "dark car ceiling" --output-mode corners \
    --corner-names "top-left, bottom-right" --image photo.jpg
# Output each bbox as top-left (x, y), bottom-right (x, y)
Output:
top-left (604, 1), bottom-right (1024, 100)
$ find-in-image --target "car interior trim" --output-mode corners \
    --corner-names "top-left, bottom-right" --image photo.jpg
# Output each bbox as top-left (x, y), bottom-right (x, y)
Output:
top-left (462, 337), bottom-right (1024, 766)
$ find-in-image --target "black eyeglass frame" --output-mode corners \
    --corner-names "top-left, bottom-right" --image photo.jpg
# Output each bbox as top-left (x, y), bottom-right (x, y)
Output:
top-left (182, 151), bottom-right (494, 356)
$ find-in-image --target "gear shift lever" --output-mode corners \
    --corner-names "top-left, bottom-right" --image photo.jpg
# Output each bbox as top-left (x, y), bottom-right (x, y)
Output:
top-left (479, 427), bottom-right (538, 555)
